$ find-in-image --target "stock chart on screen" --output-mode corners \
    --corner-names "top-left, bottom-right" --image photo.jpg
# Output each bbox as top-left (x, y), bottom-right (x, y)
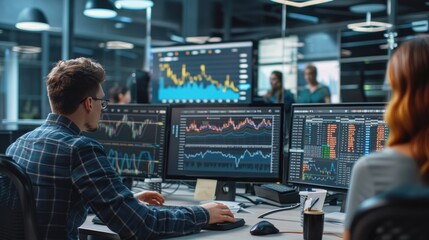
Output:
top-left (166, 105), bottom-right (283, 182)
top-left (86, 104), bottom-right (168, 178)
top-left (151, 42), bottom-right (253, 104)
top-left (287, 103), bottom-right (389, 190)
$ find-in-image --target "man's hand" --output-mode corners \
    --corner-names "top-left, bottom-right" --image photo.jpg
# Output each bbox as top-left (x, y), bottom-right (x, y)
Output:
top-left (201, 202), bottom-right (235, 224)
top-left (134, 191), bottom-right (165, 206)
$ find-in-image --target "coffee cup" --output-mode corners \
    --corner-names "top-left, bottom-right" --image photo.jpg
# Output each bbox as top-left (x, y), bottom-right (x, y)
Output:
top-left (303, 209), bottom-right (324, 240)
top-left (299, 189), bottom-right (327, 227)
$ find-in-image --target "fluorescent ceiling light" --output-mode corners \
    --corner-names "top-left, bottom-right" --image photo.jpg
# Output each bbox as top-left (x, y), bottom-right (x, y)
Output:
top-left (186, 36), bottom-right (210, 44)
top-left (208, 37), bottom-right (222, 43)
top-left (12, 45), bottom-right (42, 54)
top-left (115, 0), bottom-right (153, 10)
top-left (271, 0), bottom-right (333, 8)
top-left (101, 41), bottom-right (134, 49)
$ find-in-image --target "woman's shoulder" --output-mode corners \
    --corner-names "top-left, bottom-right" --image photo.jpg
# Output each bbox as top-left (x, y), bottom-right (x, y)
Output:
top-left (358, 148), bottom-right (417, 170)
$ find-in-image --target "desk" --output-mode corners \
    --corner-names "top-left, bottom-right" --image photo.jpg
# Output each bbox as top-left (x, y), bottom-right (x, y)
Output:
top-left (79, 187), bottom-right (343, 240)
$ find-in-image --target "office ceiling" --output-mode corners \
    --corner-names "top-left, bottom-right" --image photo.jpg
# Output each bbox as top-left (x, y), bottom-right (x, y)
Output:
top-left (119, 0), bottom-right (429, 45)
top-left (1, 0), bottom-right (428, 47)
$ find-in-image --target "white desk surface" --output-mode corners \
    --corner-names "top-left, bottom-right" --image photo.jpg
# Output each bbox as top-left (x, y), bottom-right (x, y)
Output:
top-left (79, 186), bottom-right (344, 240)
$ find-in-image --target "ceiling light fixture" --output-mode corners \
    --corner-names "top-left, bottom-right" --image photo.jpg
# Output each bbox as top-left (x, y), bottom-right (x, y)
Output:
top-left (84, 0), bottom-right (117, 19)
top-left (183, 36), bottom-right (223, 44)
top-left (12, 45), bottom-right (42, 54)
top-left (207, 37), bottom-right (222, 43)
top-left (347, 12), bottom-right (392, 32)
top-left (270, 0), bottom-right (333, 8)
top-left (105, 41), bottom-right (134, 49)
top-left (115, 0), bottom-right (153, 10)
top-left (185, 36), bottom-right (210, 44)
top-left (347, 3), bottom-right (391, 33)
top-left (16, 8), bottom-right (50, 31)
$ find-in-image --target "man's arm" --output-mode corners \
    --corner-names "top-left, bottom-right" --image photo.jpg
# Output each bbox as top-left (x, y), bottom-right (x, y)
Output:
top-left (72, 142), bottom-right (213, 240)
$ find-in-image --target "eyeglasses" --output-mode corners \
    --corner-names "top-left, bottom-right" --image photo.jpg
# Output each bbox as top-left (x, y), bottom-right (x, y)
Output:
top-left (93, 97), bottom-right (109, 109)
top-left (80, 96), bottom-right (109, 109)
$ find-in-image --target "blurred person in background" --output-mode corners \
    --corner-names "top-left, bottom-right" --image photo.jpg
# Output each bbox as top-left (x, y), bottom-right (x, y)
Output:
top-left (109, 85), bottom-right (131, 104)
top-left (298, 64), bottom-right (331, 103)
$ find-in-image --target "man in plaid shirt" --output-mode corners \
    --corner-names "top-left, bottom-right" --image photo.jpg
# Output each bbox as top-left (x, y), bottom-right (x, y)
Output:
top-left (6, 57), bottom-right (234, 240)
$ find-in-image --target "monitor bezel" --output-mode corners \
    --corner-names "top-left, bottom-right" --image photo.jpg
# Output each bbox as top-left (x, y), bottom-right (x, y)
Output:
top-left (286, 102), bottom-right (387, 192)
top-left (98, 103), bottom-right (171, 179)
top-left (164, 103), bottom-right (284, 183)
top-left (150, 40), bottom-right (256, 105)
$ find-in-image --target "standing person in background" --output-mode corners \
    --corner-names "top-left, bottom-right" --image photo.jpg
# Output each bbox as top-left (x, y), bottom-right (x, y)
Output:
top-left (264, 70), bottom-right (295, 141)
top-left (264, 70), bottom-right (295, 113)
top-left (298, 64), bottom-right (331, 103)
top-left (109, 85), bottom-right (131, 104)
top-left (343, 35), bottom-right (429, 240)
top-left (6, 57), bottom-right (235, 240)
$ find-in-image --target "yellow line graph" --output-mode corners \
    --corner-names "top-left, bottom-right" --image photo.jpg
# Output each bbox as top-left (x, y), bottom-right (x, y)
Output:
top-left (159, 63), bottom-right (239, 93)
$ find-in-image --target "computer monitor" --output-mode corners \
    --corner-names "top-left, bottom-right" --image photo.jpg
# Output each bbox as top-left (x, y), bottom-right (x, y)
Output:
top-left (165, 104), bottom-right (284, 200)
top-left (287, 103), bottom-right (389, 192)
top-left (151, 41), bottom-right (253, 104)
top-left (85, 104), bottom-right (169, 179)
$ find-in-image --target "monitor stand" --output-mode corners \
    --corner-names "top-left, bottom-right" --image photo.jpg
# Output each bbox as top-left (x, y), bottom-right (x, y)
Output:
top-left (340, 193), bottom-right (347, 212)
top-left (324, 192), bottom-right (347, 224)
top-left (215, 181), bottom-right (236, 201)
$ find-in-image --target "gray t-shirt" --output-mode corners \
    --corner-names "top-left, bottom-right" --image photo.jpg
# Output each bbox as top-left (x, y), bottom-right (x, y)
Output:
top-left (344, 148), bottom-right (421, 228)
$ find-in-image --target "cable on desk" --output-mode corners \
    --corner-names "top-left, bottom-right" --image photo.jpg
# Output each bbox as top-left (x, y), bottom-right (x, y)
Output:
top-left (162, 182), bottom-right (175, 189)
top-left (257, 203), bottom-right (300, 218)
top-left (179, 181), bottom-right (196, 191)
top-left (160, 182), bottom-right (181, 195)
top-left (235, 193), bottom-right (264, 206)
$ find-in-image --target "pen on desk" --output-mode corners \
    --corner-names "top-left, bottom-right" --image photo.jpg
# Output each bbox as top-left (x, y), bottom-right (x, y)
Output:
top-left (308, 197), bottom-right (319, 211)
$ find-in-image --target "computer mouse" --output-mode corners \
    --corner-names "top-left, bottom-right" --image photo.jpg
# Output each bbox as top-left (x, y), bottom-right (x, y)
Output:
top-left (249, 220), bottom-right (280, 235)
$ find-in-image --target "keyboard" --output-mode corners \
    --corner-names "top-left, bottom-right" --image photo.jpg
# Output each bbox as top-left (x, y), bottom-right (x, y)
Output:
top-left (261, 183), bottom-right (296, 193)
top-left (202, 218), bottom-right (245, 231)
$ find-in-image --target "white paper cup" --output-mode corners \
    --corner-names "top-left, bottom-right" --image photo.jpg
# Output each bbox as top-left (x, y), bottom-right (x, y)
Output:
top-left (299, 189), bottom-right (327, 227)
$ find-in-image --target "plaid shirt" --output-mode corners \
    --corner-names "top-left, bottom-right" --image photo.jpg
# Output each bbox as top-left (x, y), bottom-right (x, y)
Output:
top-left (6, 113), bottom-right (209, 240)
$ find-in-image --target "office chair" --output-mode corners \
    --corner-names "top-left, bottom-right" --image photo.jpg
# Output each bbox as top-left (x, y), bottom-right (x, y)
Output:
top-left (350, 185), bottom-right (429, 240)
top-left (0, 154), bottom-right (40, 240)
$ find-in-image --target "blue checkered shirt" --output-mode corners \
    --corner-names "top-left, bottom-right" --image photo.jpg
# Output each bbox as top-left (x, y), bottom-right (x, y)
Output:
top-left (6, 113), bottom-right (209, 240)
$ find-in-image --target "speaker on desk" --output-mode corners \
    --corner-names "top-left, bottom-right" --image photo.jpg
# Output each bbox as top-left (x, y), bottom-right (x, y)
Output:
top-left (254, 185), bottom-right (299, 204)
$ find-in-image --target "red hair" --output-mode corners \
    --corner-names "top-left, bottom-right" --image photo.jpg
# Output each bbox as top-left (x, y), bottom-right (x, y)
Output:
top-left (385, 35), bottom-right (429, 182)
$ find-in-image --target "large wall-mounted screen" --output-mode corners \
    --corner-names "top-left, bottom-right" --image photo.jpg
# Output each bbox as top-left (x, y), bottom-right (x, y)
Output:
top-left (151, 42), bottom-right (253, 104)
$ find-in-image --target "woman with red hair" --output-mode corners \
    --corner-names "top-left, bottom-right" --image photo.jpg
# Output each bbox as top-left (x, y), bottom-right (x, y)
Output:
top-left (343, 35), bottom-right (429, 239)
